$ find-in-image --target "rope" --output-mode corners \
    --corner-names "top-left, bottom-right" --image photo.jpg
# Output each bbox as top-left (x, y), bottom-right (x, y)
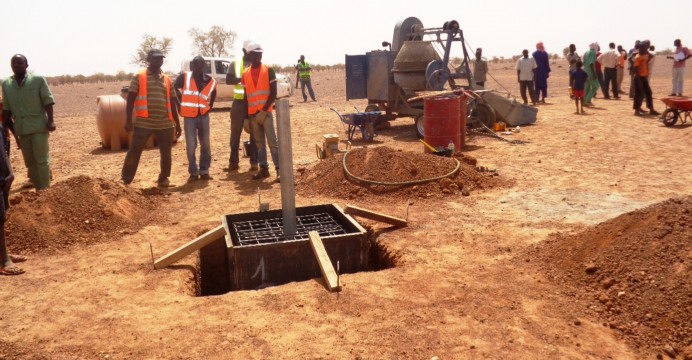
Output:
top-left (342, 149), bottom-right (461, 186)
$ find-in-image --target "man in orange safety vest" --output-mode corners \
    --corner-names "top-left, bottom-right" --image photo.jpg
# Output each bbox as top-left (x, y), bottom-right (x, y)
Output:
top-left (174, 56), bottom-right (217, 181)
top-left (121, 48), bottom-right (181, 187)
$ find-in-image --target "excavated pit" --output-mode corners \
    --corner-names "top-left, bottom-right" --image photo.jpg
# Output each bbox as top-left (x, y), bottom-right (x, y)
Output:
top-left (195, 204), bottom-right (398, 296)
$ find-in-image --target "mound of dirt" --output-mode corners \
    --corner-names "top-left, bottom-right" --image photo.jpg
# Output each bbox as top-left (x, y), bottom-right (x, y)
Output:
top-left (6, 176), bottom-right (158, 254)
top-left (532, 197), bottom-right (692, 357)
top-left (296, 146), bottom-right (506, 201)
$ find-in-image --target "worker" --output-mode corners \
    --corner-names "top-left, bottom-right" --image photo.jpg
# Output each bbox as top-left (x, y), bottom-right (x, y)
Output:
top-left (174, 55), bottom-right (217, 181)
top-left (243, 42), bottom-right (279, 182)
top-left (516, 49), bottom-right (537, 105)
top-left (582, 43), bottom-right (600, 107)
top-left (473, 48), bottom-right (488, 88)
top-left (295, 55), bottom-right (316, 102)
top-left (631, 43), bottom-right (659, 116)
top-left (121, 49), bottom-right (182, 187)
top-left (225, 40), bottom-right (259, 173)
top-left (1, 54), bottom-right (56, 191)
top-left (0, 132), bottom-right (22, 275)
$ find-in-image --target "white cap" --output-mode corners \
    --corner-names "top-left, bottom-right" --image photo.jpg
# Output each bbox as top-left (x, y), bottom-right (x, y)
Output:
top-left (242, 40), bottom-right (253, 52)
top-left (246, 42), bottom-right (263, 53)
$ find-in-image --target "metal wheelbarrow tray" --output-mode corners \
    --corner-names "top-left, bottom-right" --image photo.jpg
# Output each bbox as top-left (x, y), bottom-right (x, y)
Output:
top-left (330, 108), bottom-right (379, 142)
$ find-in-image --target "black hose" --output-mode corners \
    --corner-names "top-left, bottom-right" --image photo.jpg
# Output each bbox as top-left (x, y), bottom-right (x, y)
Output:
top-left (342, 149), bottom-right (461, 186)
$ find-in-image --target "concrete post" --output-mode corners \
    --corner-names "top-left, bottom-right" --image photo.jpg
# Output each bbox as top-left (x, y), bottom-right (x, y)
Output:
top-left (275, 98), bottom-right (296, 237)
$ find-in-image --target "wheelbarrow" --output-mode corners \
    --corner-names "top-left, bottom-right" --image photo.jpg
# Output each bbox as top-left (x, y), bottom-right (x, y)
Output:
top-left (329, 108), bottom-right (379, 142)
top-left (660, 96), bottom-right (692, 126)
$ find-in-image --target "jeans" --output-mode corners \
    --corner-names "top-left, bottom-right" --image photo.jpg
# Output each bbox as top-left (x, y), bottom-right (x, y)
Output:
top-left (229, 99), bottom-right (258, 166)
top-left (18, 132), bottom-right (50, 190)
top-left (184, 114), bottom-right (211, 175)
top-left (596, 69), bottom-right (605, 96)
top-left (673, 67), bottom-right (685, 95)
top-left (519, 80), bottom-right (536, 104)
top-left (121, 126), bottom-right (173, 184)
top-left (603, 67), bottom-right (619, 98)
top-left (633, 76), bottom-right (654, 110)
top-left (300, 78), bottom-right (316, 101)
top-left (250, 111), bottom-right (279, 170)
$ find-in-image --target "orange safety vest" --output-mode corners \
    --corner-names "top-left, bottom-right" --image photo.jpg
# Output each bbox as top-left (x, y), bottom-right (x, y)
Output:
top-left (179, 71), bottom-right (217, 118)
top-left (242, 64), bottom-right (273, 115)
top-left (134, 69), bottom-right (173, 121)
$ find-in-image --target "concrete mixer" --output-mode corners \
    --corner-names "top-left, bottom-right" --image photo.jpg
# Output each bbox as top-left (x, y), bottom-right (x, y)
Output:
top-left (345, 17), bottom-right (496, 138)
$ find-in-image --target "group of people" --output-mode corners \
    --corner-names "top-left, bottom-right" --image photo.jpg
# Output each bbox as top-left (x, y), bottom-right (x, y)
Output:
top-left (0, 43), bottom-right (319, 275)
top-left (568, 39), bottom-right (690, 115)
top-left (123, 43), bottom-right (319, 187)
top-left (476, 38), bottom-right (690, 116)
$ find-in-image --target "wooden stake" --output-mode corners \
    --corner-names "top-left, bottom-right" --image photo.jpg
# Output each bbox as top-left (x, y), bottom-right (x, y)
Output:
top-left (343, 204), bottom-right (408, 227)
top-left (153, 225), bottom-right (226, 270)
top-left (308, 231), bottom-right (341, 292)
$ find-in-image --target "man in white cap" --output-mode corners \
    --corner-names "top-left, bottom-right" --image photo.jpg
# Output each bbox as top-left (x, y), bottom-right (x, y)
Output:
top-left (225, 40), bottom-right (258, 173)
top-left (242, 42), bottom-right (280, 183)
top-left (582, 43), bottom-right (600, 107)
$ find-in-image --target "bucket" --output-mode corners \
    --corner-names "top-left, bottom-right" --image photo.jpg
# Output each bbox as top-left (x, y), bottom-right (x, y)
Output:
top-left (423, 95), bottom-right (461, 153)
top-left (242, 140), bottom-right (252, 157)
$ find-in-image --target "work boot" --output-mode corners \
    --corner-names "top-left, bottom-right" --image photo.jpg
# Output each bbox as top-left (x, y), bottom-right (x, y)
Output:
top-left (227, 163), bottom-right (239, 172)
top-left (249, 163), bottom-right (259, 171)
top-left (252, 168), bottom-right (270, 180)
top-left (157, 178), bottom-right (170, 187)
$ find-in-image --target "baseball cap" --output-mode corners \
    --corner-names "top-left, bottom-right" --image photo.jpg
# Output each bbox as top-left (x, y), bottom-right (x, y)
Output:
top-left (147, 49), bottom-right (165, 58)
top-left (246, 42), bottom-right (263, 53)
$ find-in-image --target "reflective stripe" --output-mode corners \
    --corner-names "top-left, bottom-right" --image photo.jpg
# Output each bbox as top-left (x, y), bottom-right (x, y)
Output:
top-left (180, 102), bottom-right (207, 108)
top-left (183, 90), bottom-right (200, 96)
top-left (233, 57), bottom-right (245, 100)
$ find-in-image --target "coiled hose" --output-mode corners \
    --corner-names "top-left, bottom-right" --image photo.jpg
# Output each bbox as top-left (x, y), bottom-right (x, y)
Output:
top-left (342, 149), bottom-right (461, 186)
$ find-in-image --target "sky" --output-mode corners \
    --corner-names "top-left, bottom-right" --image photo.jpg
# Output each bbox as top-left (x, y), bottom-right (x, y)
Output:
top-left (1, 0), bottom-right (688, 78)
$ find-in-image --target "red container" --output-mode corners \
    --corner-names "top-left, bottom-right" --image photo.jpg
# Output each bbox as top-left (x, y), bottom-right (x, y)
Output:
top-left (424, 95), bottom-right (461, 153)
top-left (458, 93), bottom-right (467, 148)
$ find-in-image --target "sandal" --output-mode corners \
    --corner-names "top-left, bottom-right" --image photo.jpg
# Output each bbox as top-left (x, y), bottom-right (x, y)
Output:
top-left (0, 265), bottom-right (25, 275)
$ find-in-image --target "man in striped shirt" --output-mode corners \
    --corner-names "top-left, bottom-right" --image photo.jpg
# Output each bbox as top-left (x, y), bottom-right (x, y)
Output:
top-left (121, 49), bottom-right (181, 187)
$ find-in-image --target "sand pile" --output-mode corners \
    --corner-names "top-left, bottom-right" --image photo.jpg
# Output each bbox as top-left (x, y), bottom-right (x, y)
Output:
top-left (296, 146), bottom-right (506, 201)
top-left (6, 176), bottom-right (157, 254)
top-left (533, 197), bottom-right (692, 357)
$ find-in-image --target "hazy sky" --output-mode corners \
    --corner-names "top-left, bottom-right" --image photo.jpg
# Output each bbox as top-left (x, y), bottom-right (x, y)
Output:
top-left (1, 0), bottom-right (688, 77)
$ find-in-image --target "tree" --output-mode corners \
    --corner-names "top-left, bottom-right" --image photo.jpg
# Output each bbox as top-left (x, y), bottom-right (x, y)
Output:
top-left (131, 34), bottom-right (173, 67)
top-left (188, 26), bottom-right (237, 57)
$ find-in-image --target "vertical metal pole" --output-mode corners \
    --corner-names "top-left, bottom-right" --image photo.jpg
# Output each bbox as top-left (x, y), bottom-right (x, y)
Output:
top-left (275, 98), bottom-right (296, 237)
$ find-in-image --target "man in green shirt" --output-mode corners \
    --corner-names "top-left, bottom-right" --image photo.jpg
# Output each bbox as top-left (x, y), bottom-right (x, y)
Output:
top-left (1, 54), bottom-right (56, 191)
top-left (121, 49), bottom-right (181, 187)
top-left (295, 55), bottom-right (316, 102)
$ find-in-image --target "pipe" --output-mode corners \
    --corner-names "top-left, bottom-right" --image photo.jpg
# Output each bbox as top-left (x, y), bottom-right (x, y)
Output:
top-left (275, 98), bottom-right (297, 237)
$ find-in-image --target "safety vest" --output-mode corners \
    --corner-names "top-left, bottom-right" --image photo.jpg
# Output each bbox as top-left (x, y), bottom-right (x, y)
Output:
top-left (134, 69), bottom-right (173, 121)
top-left (233, 57), bottom-right (245, 100)
top-left (298, 61), bottom-right (311, 79)
top-left (242, 64), bottom-right (273, 115)
top-left (179, 71), bottom-right (217, 117)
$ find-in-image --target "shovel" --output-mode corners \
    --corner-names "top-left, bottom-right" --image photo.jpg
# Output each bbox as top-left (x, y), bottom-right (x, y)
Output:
top-left (419, 139), bottom-right (452, 157)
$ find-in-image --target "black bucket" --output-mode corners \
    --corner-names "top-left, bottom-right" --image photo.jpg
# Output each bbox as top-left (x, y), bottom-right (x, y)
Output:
top-left (242, 140), bottom-right (251, 157)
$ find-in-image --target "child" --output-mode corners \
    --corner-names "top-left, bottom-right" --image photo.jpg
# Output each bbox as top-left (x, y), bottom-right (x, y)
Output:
top-left (570, 60), bottom-right (589, 114)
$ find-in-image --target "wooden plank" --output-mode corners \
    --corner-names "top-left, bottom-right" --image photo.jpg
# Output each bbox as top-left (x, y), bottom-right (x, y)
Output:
top-left (221, 215), bottom-right (234, 249)
top-left (154, 225), bottom-right (225, 270)
top-left (308, 231), bottom-right (342, 292)
top-left (343, 204), bottom-right (408, 227)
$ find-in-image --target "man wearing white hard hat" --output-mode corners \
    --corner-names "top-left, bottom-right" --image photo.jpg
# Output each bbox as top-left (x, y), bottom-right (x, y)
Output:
top-left (225, 39), bottom-right (258, 173)
top-left (242, 42), bottom-right (280, 182)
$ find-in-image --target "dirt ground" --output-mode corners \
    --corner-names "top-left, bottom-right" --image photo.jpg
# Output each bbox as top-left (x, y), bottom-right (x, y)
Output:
top-left (1, 58), bottom-right (690, 360)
